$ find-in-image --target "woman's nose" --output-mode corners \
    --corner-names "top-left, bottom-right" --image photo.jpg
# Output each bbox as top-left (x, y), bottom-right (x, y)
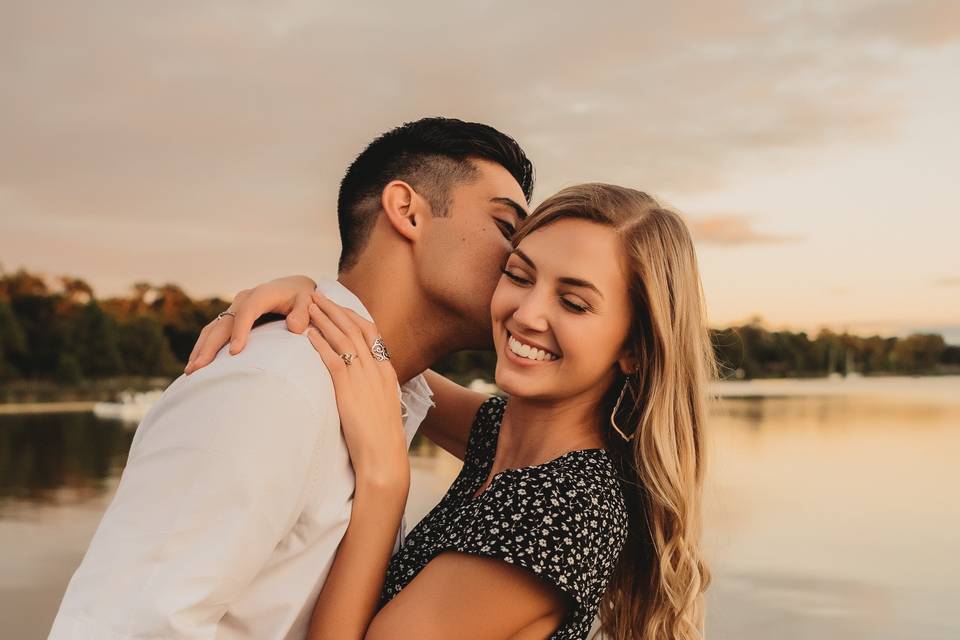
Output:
top-left (512, 293), bottom-right (549, 333)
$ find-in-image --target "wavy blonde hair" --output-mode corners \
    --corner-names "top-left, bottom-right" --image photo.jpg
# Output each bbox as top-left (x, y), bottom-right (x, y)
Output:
top-left (513, 184), bottom-right (716, 640)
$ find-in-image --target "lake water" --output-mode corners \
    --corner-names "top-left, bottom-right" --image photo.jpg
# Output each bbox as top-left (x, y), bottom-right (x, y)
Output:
top-left (1, 375), bottom-right (958, 639)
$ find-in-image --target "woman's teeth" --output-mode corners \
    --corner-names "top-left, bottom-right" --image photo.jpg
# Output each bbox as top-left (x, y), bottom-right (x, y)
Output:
top-left (508, 334), bottom-right (558, 362)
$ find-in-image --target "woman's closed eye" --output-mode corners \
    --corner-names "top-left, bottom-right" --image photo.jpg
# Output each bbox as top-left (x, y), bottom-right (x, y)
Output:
top-left (501, 267), bottom-right (530, 285)
top-left (560, 298), bottom-right (589, 314)
top-left (501, 268), bottom-right (591, 314)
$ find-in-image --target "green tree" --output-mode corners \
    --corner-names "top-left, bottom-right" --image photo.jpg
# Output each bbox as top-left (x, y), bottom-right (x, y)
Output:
top-left (72, 302), bottom-right (124, 377)
top-left (0, 299), bottom-right (28, 380)
top-left (118, 315), bottom-right (180, 375)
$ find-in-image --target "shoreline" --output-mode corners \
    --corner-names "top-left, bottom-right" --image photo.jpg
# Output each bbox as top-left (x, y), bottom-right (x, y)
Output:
top-left (0, 401), bottom-right (98, 415)
top-left (1, 374), bottom-right (956, 415)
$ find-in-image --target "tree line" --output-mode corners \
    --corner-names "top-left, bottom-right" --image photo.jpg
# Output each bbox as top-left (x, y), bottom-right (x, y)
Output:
top-left (0, 268), bottom-right (228, 384)
top-left (1, 268), bottom-right (958, 388)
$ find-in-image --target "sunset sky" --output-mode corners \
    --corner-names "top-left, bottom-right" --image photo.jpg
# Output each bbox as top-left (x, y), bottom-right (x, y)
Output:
top-left (2, 1), bottom-right (958, 342)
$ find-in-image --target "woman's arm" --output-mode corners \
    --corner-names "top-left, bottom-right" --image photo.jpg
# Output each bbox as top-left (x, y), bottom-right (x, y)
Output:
top-left (300, 292), bottom-right (410, 639)
top-left (185, 276), bottom-right (490, 460)
top-left (367, 553), bottom-right (567, 639)
top-left (417, 370), bottom-right (488, 460)
top-left (185, 274), bottom-right (316, 373)
top-left (309, 472), bottom-right (408, 639)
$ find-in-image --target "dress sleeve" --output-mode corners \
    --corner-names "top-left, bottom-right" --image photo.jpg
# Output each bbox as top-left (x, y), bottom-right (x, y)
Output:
top-left (460, 395), bottom-right (506, 467)
top-left (448, 469), bottom-right (623, 611)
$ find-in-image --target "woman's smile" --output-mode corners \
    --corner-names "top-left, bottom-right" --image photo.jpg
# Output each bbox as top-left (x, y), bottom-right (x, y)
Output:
top-left (504, 330), bottom-right (561, 366)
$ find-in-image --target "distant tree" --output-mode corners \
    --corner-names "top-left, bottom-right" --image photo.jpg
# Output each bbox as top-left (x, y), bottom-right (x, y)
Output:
top-left (118, 315), bottom-right (180, 375)
top-left (58, 276), bottom-right (95, 305)
top-left (71, 302), bottom-right (124, 377)
top-left (890, 334), bottom-right (946, 374)
top-left (0, 268), bottom-right (50, 298)
top-left (55, 353), bottom-right (83, 384)
top-left (433, 350), bottom-right (498, 385)
top-left (7, 293), bottom-right (66, 377)
top-left (941, 345), bottom-right (960, 365)
top-left (0, 300), bottom-right (28, 380)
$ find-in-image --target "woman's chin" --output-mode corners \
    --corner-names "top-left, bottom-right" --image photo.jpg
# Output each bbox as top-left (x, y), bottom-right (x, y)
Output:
top-left (494, 368), bottom-right (544, 398)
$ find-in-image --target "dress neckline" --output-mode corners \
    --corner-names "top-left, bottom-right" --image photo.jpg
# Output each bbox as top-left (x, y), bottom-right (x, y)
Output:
top-left (467, 397), bottom-right (610, 502)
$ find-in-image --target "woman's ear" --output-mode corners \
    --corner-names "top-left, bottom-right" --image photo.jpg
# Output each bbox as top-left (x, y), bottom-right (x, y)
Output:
top-left (381, 180), bottom-right (423, 242)
top-left (617, 352), bottom-right (639, 376)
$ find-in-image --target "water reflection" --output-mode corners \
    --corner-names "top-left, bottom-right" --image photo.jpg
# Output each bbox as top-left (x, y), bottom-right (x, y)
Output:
top-left (0, 413), bottom-right (133, 511)
top-left (1, 376), bottom-right (958, 639)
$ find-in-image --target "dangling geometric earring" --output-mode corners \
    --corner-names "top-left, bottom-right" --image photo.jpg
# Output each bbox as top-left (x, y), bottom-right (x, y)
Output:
top-left (610, 369), bottom-right (639, 442)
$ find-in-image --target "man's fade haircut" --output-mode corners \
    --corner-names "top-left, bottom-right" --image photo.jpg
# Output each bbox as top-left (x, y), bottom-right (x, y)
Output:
top-left (336, 117), bottom-right (535, 272)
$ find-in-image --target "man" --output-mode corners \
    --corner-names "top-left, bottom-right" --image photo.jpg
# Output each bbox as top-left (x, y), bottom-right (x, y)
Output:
top-left (49, 117), bottom-right (533, 639)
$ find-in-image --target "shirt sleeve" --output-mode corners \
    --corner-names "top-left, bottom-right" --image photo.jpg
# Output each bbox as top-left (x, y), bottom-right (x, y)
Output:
top-left (448, 471), bottom-right (619, 612)
top-left (48, 366), bottom-right (335, 639)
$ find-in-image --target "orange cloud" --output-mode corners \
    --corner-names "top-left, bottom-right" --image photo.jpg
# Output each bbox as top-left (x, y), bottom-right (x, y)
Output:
top-left (688, 215), bottom-right (801, 246)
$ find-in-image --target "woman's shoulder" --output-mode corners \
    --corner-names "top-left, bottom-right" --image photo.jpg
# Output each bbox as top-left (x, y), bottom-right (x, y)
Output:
top-left (461, 395), bottom-right (508, 461)
top-left (516, 450), bottom-right (628, 527)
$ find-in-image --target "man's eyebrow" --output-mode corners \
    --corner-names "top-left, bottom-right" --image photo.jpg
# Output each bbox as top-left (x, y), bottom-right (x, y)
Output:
top-left (491, 197), bottom-right (528, 221)
top-left (510, 249), bottom-right (604, 298)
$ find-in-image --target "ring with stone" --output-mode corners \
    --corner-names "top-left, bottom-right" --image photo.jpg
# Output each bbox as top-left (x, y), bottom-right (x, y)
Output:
top-left (340, 352), bottom-right (357, 366)
top-left (370, 336), bottom-right (390, 361)
top-left (217, 311), bottom-right (237, 321)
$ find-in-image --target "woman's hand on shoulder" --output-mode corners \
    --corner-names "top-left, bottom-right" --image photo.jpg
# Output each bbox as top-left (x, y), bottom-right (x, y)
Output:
top-left (184, 275), bottom-right (316, 374)
top-left (304, 292), bottom-right (409, 496)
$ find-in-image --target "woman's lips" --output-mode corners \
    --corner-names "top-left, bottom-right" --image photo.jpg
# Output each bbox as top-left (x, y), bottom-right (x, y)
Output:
top-left (504, 330), bottom-right (560, 367)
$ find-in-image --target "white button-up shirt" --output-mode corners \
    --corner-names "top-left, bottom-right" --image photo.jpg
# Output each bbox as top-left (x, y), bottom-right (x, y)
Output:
top-left (48, 279), bottom-right (434, 639)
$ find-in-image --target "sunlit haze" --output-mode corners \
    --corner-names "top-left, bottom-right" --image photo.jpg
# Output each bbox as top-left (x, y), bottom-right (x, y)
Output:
top-left (2, 1), bottom-right (957, 341)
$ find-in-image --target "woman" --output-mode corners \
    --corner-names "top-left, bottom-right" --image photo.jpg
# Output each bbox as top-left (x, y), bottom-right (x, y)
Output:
top-left (190, 184), bottom-right (716, 639)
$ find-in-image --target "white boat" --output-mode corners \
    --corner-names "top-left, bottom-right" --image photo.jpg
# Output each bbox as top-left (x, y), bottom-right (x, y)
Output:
top-left (93, 390), bottom-right (163, 424)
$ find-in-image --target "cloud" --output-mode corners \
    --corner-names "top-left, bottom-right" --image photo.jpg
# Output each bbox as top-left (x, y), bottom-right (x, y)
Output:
top-left (0, 0), bottom-right (954, 295)
top-left (688, 214), bottom-right (801, 246)
top-left (838, 0), bottom-right (960, 47)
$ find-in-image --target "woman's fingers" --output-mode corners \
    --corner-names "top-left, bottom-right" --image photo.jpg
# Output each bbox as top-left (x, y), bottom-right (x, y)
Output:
top-left (285, 291), bottom-right (313, 335)
top-left (307, 302), bottom-right (356, 360)
top-left (227, 289), bottom-right (261, 354)
top-left (305, 326), bottom-right (347, 380)
top-left (310, 292), bottom-right (379, 366)
top-left (186, 322), bottom-right (212, 368)
top-left (185, 315), bottom-right (234, 374)
top-left (339, 307), bottom-right (397, 384)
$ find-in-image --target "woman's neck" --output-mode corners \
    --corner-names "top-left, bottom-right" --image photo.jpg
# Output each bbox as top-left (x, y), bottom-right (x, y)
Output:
top-left (493, 393), bottom-right (607, 472)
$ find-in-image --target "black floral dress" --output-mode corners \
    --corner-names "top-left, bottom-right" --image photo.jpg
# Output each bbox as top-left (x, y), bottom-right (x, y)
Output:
top-left (381, 395), bottom-right (629, 639)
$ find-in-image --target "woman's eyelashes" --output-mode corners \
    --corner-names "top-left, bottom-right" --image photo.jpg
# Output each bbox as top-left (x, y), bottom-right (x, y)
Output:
top-left (501, 267), bottom-right (530, 285)
top-left (500, 268), bottom-right (591, 314)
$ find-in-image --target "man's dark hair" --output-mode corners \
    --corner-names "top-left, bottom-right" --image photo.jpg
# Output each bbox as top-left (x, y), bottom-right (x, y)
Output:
top-left (336, 117), bottom-right (535, 272)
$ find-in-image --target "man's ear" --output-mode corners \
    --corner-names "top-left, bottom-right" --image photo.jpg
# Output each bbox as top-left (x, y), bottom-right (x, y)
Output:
top-left (381, 180), bottom-right (424, 242)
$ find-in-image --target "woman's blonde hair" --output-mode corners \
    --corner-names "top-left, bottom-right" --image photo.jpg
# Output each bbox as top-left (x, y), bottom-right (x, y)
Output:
top-left (513, 184), bottom-right (716, 640)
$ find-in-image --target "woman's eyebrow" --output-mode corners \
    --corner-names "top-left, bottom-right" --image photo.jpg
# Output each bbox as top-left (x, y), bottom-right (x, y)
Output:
top-left (511, 249), bottom-right (604, 298)
top-left (559, 277), bottom-right (604, 298)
